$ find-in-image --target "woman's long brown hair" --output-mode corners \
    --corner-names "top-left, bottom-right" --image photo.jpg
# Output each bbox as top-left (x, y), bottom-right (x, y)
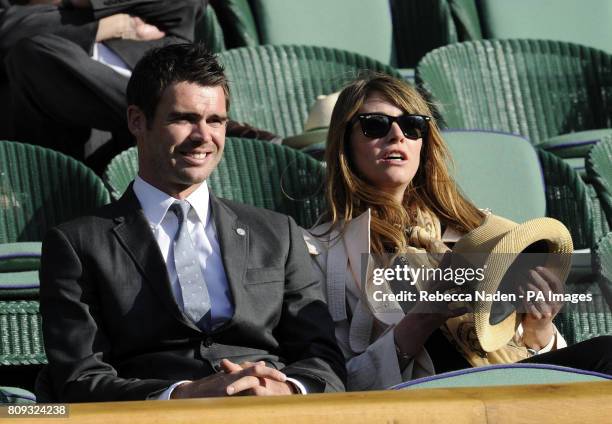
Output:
top-left (324, 73), bottom-right (484, 255)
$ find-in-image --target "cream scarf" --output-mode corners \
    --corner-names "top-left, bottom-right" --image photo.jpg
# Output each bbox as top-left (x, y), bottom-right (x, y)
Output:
top-left (365, 208), bottom-right (530, 366)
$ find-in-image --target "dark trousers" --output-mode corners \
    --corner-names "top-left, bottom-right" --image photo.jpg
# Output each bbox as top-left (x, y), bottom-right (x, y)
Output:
top-left (4, 33), bottom-right (133, 171)
top-left (427, 330), bottom-right (612, 376)
top-left (520, 335), bottom-right (612, 375)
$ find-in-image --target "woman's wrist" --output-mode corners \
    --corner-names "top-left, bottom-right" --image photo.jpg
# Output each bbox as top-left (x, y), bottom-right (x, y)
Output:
top-left (521, 322), bottom-right (555, 351)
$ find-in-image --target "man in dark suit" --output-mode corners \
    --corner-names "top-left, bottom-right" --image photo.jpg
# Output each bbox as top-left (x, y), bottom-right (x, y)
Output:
top-left (38, 43), bottom-right (346, 402)
top-left (0, 0), bottom-right (204, 169)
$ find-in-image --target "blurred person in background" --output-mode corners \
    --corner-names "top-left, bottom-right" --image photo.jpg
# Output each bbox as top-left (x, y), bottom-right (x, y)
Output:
top-left (0, 0), bottom-right (204, 171)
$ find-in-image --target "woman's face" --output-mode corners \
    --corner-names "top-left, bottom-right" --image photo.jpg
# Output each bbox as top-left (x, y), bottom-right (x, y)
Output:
top-left (348, 93), bottom-right (423, 202)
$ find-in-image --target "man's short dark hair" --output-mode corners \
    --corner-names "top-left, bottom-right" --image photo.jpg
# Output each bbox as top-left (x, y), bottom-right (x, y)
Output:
top-left (126, 43), bottom-right (229, 124)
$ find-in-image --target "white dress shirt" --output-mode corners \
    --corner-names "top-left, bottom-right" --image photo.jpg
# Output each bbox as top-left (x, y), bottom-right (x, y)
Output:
top-left (91, 43), bottom-right (132, 77)
top-left (133, 176), bottom-right (234, 328)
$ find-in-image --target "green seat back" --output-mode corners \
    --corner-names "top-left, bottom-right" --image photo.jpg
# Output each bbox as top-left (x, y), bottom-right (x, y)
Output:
top-left (0, 386), bottom-right (36, 404)
top-left (104, 138), bottom-right (326, 228)
top-left (391, 0), bottom-right (482, 68)
top-left (210, 0), bottom-right (259, 48)
top-left (537, 149), bottom-right (597, 250)
top-left (395, 364), bottom-right (610, 390)
top-left (554, 278), bottom-right (612, 345)
top-left (0, 141), bottom-right (110, 243)
top-left (442, 131), bottom-right (546, 222)
top-left (587, 135), bottom-right (612, 229)
top-left (595, 232), bottom-right (612, 304)
top-left (249, 0), bottom-right (394, 65)
top-left (0, 242), bottom-right (41, 274)
top-left (218, 45), bottom-right (401, 138)
top-left (0, 300), bottom-right (45, 367)
top-left (478, 0), bottom-right (612, 55)
top-left (102, 148), bottom-right (137, 201)
top-left (417, 39), bottom-right (612, 144)
top-left (194, 4), bottom-right (226, 53)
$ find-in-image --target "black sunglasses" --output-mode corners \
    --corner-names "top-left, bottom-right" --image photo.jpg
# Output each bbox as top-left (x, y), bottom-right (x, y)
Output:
top-left (351, 113), bottom-right (431, 140)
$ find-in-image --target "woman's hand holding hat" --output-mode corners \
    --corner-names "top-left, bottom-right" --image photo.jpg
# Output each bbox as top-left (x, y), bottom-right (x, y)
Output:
top-left (518, 266), bottom-right (564, 351)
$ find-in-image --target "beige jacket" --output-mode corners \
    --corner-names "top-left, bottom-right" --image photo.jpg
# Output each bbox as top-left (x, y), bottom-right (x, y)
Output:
top-left (303, 211), bottom-right (437, 391)
top-left (303, 210), bottom-right (566, 391)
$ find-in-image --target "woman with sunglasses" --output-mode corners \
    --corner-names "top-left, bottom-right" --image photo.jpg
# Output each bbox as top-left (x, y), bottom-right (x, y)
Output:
top-left (303, 73), bottom-right (612, 391)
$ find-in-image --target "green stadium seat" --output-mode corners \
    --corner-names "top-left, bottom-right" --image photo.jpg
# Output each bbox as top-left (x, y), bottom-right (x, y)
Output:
top-left (218, 45), bottom-right (401, 138)
top-left (554, 280), bottom-right (612, 345)
top-left (210, 0), bottom-right (260, 48)
top-left (478, 0), bottom-right (612, 55)
top-left (416, 39), bottom-right (612, 146)
top-left (249, 0), bottom-right (394, 65)
top-left (104, 138), bottom-right (326, 228)
top-left (194, 4), bottom-right (226, 53)
top-left (537, 149), bottom-right (607, 250)
top-left (0, 300), bottom-right (44, 368)
top-left (587, 135), bottom-right (612, 230)
top-left (391, 0), bottom-right (482, 68)
top-left (442, 130), bottom-right (546, 223)
top-left (0, 140), bottom-right (108, 394)
top-left (394, 363), bottom-right (610, 390)
top-left (0, 140), bottom-right (110, 243)
top-left (0, 386), bottom-right (36, 404)
top-left (441, 130), bottom-right (604, 250)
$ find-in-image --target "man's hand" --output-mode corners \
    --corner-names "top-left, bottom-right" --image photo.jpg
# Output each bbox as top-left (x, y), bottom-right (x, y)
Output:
top-left (220, 360), bottom-right (296, 396)
top-left (96, 14), bottom-right (165, 42)
top-left (170, 359), bottom-right (291, 399)
top-left (518, 266), bottom-right (564, 350)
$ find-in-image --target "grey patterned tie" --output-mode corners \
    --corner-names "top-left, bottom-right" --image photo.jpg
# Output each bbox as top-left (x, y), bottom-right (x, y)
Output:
top-left (170, 200), bottom-right (211, 329)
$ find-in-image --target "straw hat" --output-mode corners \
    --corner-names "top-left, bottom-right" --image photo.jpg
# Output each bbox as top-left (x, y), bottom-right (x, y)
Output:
top-left (450, 213), bottom-right (573, 352)
top-left (283, 92), bottom-right (340, 148)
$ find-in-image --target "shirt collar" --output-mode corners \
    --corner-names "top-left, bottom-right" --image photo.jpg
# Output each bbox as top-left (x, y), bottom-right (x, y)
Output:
top-left (133, 176), bottom-right (211, 227)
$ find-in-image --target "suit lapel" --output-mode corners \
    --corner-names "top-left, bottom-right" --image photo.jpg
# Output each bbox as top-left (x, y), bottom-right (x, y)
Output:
top-left (111, 187), bottom-right (200, 332)
top-left (209, 195), bottom-right (248, 334)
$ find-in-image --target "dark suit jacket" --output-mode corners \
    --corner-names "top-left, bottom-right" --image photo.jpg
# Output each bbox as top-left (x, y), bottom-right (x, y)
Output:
top-left (38, 188), bottom-right (346, 402)
top-left (0, 0), bottom-right (204, 66)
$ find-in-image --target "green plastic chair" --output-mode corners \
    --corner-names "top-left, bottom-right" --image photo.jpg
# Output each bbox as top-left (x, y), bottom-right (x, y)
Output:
top-left (104, 138), bottom-right (326, 228)
top-left (416, 39), bottom-right (612, 145)
top-left (218, 45), bottom-right (402, 138)
top-left (391, 0), bottom-right (482, 68)
top-left (194, 3), bottom-right (226, 53)
top-left (0, 140), bottom-right (110, 243)
top-left (442, 130), bottom-right (546, 223)
top-left (248, 0), bottom-right (394, 65)
top-left (478, 0), bottom-right (612, 55)
top-left (587, 134), bottom-right (612, 230)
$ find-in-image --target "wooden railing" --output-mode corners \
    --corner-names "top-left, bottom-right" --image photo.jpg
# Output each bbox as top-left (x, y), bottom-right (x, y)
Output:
top-left (9, 381), bottom-right (612, 424)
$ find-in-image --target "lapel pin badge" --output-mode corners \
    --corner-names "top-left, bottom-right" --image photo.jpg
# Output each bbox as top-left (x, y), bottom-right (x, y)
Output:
top-left (236, 228), bottom-right (246, 236)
